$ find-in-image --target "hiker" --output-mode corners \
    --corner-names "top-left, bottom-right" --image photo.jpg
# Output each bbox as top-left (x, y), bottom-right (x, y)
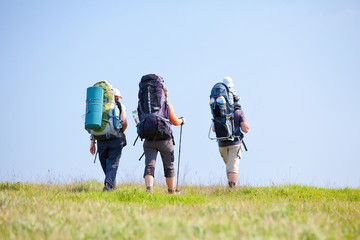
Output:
top-left (209, 82), bottom-right (249, 188)
top-left (136, 74), bottom-right (185, 194)
top-left (223, 77), bottom-right (241, 106)
top-left (213, 107), bottom-right (249, 188)
top-left (88, 85), bottom-right (127, 191)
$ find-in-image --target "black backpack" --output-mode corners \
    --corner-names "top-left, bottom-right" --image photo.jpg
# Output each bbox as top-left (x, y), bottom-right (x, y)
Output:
top-left (136, 74), bottom-right (172, 141)
top-left (209, 82), bottom-right (236, 141)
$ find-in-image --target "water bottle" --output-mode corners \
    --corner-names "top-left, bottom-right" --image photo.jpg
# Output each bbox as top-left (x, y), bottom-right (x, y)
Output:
top-left (132, 110), bottom-right (140, 125)
top-left (113, 108), bottom-right (122, 131)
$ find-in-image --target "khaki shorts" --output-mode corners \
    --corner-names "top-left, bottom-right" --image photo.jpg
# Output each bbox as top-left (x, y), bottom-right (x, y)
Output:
top-left (219, 144), bottom-right (242, 174)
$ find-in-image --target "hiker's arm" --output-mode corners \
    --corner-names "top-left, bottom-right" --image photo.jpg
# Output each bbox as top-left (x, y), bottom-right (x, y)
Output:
top-left (90, 138), bottom-right (96, 155)
top-left (238, 109), bottom-right (249, 133)
top-left (168, 103), bottom-right (185, 126)
top-left (120, 109), bottom-right (127, 133)
top-left (240, 122), bottom-right (249, 133)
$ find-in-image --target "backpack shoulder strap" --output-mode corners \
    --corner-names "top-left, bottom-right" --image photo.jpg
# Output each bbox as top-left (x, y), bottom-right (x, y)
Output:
top-left (115, 101), bottom-right (122, 115)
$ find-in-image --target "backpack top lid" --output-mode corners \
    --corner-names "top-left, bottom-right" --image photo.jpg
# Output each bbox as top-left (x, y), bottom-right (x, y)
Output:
top-left (93, 80), bottom-right (114, 106)
top-left (140, 74), bottom-right (164, 84)
top-left (138, 74), bottom-right (168, 117)
top-left (210, 82), bottom-right (234, 117)
top-left (94, 80), bottom-right (112, 91)
top-left (139, 74), bottom-right (164, 101)
top-left (210, 82), bottom-right (230, 102)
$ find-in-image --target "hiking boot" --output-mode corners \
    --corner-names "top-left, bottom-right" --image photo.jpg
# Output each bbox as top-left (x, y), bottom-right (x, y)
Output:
top-left (146, 186), bottom-right (153, 193)
top-left (168, 188), bottom-right (176, 194)
top-left (103, 183), bottom-right (111, 192)
top-left (228, 182), bottom-right (236, 188)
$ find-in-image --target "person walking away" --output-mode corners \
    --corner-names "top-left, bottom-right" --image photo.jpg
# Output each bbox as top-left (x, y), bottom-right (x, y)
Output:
top-left (223, 77), bottom-right (241, 106)
top-left (136, 74), bottom-right (185, 194)
top-left (90, 87), bottom-right (127, 191)
top-left (213, 106), bottom-right (249, 188)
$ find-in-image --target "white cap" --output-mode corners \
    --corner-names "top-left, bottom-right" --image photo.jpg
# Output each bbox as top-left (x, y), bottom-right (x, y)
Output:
top-left (223, 77), bottom-right (234, 87)
top-left (112, 88), bottom-right (122, 97)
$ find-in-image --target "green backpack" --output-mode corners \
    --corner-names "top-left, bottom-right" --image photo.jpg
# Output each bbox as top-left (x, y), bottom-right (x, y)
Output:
top-left (85, 81), bottom-right (122, 140)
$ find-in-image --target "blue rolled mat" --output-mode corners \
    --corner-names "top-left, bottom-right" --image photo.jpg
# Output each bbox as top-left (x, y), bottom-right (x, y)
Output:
top-left (85, 86), bottom-right (104, 130)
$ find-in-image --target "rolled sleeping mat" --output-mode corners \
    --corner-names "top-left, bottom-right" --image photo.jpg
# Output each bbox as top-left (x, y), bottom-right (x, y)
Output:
top-left (85, 86), bottom-right (104, 130)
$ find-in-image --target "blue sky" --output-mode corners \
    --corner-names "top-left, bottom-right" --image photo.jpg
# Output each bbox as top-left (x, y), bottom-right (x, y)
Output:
top-left (1, 1), bottom-right (359, 188)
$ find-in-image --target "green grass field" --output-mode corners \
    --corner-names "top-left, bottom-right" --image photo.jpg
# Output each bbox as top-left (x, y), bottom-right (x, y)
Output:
top-left (1, 181), bottom-right (359, 240)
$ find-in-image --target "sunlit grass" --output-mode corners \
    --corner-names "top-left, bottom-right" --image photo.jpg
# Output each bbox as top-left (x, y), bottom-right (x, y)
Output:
top-left (1, 181), bottom-right (359, 239)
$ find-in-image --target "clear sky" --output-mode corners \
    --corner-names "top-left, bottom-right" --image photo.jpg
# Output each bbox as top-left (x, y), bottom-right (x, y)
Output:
top-left (1, 1), bottom-right (359, 188)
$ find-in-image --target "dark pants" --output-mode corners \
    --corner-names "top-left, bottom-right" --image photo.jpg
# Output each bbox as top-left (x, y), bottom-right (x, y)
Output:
top-left (97, 137), bottom-right (123, 189)
top-left (143, 139), bottom-right (175, 178)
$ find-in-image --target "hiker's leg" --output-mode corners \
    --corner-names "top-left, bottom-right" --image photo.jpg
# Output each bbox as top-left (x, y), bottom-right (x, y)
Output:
top-left (219, 146), bottom-right (229, 165)
top-left (105, 138), bottom-right (123, 189)
top-left (166, 177), bottom-right (175, 190)
top-left (143, 140), bottom-right (158, 190)
top-left (226, 145), bottom-right (241, 187)
top-left (145, 175), bottom-right (154, 189)
top-left (219, 146), bottom-right (229, 182)
top-left (158, 139), bottom-right (175, 190)
top-left (227, 172), bottom-right (238, 183)
top-left (97, 141), bottom-right (109, 185)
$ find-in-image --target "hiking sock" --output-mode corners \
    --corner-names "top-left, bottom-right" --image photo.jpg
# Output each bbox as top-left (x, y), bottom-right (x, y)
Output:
top-left (146, 186), bottom-right (153, 192)
top-left (168, 188), bottom-right (175, 194)
top-left (228, 182), bottom-right (236, 188)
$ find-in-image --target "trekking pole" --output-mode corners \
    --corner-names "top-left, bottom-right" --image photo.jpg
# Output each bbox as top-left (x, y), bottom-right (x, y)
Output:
top-left (93, 150), bottom-right (98, 163)
top-left (176, 124), bottom-right (183, 192)
top-left (133, 135), bottom-right (139, 146)
top-left (138, 152), bottom-right (145, 161)
top-left (242, 139), bottom-right (248, 151)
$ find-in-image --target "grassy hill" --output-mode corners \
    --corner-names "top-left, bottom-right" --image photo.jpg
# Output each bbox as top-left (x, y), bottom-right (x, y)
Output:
top-left (1, 181), bottom-right (359, 239)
